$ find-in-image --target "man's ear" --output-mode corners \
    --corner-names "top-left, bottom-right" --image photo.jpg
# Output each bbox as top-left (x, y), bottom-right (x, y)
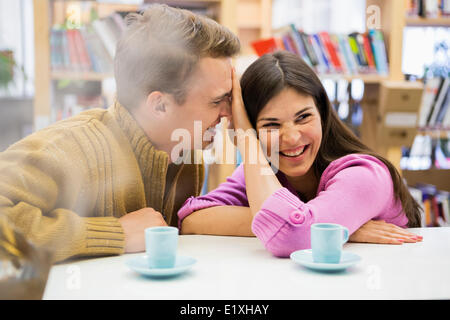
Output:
top-left (145, 91), bottom-right (167, 117)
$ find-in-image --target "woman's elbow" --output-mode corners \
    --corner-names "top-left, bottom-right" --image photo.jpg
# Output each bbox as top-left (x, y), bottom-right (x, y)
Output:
top-left (263, 226), bottom-right (311, 258)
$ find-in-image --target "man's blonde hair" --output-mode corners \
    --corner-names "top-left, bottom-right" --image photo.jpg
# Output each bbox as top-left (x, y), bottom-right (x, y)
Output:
top-left (114, 4), bottom-right (240, 109)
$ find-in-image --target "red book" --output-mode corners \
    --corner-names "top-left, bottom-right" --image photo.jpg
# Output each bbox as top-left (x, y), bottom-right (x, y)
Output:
top-left (73, 29), bottom-right (92, 72)
top-left (66, 29), bottom-right (81, 72)
top-left (319, 31), bottom-right (343, 72)
top-left (431, 196), bottom-right (440, 227)
top-left (362, 33), bottom-right (376, 71)
top-left (251, 37), bottom-right (281, 56)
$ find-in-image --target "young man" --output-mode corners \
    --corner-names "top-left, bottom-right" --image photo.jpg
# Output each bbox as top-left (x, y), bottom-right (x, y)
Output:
top-left (0, 4), bottom-right (240, 262)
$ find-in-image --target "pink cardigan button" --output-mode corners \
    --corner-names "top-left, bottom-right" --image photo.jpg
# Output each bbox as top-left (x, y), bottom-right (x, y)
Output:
top-left (289, 211), bottom-right (305, 224)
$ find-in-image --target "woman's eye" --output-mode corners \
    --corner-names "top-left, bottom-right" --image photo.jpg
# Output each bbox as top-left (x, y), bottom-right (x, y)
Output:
top-left (296, 114), bottom-right (311, 122)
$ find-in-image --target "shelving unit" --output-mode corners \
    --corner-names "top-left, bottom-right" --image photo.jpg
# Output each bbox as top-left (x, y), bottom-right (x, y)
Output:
top-left (360, 1), bottom-right (449, 174)
top-left (33, 0), bottom-right (272, 129)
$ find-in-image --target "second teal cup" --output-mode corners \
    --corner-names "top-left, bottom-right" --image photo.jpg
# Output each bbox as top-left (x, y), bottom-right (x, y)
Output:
top-left (145, 226), bottom-right (179, 269)
top-left (311, 223), bottom-right (349, 264)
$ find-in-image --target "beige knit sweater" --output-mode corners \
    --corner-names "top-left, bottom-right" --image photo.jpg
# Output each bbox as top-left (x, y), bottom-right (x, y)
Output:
top-left (0, 101), bottom-right (204, 263)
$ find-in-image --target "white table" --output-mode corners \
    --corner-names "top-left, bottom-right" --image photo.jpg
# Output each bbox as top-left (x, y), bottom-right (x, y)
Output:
top-left (43, 227), bottom-right (450, 300)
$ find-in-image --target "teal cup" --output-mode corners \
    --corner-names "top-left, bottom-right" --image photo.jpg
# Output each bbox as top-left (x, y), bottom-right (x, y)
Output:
top-left (145, 226), bottom-right (179, 269)
top-left (311, 223), bottom-right (349, 264)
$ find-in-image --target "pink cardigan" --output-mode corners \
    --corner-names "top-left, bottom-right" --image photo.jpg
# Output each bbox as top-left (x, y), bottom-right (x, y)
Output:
top-left (178, 154), bottom-right (408, 257)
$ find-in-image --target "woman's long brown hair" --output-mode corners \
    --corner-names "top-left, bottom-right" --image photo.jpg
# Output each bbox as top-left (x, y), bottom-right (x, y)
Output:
top-left (240, 51), bottom-right (422, 227)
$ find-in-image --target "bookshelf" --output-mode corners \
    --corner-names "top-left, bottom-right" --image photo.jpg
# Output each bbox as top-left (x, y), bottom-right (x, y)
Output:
top-left (361, 0), bottom-right (449, 173)
top-left (33, 0), bottom-right (272, 128)
top-left (33, 0), bottom-right (137, 128)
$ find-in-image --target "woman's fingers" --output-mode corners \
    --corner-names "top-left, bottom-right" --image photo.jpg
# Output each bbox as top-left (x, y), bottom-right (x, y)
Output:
top-left (231, 68), bottom-right (243, 110)
top-left (349, 230), bottom-right (404, 245)
top-left (349, 220), bottom-right (424, 245)
top-left (230, 68), bottom-right (253, 132)
top-left (371, 220), bottom-right (423, 241)
top-left (375, 229), bottom-right (418, 243)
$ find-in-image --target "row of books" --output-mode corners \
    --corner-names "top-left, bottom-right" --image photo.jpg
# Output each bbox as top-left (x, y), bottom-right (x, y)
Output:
top-left (250, 25), bottom-right (389, 76)
top-left (417, 77), bottom-right (450, 128)
top-left (401, 134), bottom-right (449, 170)
top-left (407, 0), bottom-right (450, 18)
top-left (50, 13), bottom-right (126, 73)
top-left (409, 184), bottom-right (450, 227)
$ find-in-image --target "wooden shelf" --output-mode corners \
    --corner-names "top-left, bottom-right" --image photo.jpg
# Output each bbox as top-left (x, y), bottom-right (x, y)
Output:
top-left (403, 169), bottom-right (450, 192)
top-left (51, 71), bottom-right (114, 81)
top-left (417, 128), bottom-right (450, 139)
top-left (405, 17), bottom-right (450, 27)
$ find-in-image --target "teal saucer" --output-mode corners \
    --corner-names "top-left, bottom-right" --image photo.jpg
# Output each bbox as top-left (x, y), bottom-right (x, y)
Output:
top-left (290, 249), bottom-right (361, 272)
top-left (126, 255), bottom-right (196, 277)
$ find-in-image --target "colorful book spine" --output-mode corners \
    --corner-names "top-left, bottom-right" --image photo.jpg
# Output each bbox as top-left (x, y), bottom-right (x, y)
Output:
top-left (249, 26), bottom-right (390, 77)
top-left (300, 30), bottom-right (318, 66)
top-left (362, 33), bottom-right (376, 72)
top-left (49, 13), bottom-right (126, 74)
top-left (66, 29), bottom-right (81, 72)
top-left (319, 31), bottom-right (343, 72)
top-left (312, 34), bottom-right (331, 72)
top-left (289, 24), bottom-right (312, 66)
top-left (282, 35), bottom-right (295, 54)
top-left (335, 34), bottom-right (358, 74)
top-left (368, 29), bottom-right (389, 75)
top-left (73, 29), bottom-right (92, 72)
top-left (308, 34), bottom-right (327, 73)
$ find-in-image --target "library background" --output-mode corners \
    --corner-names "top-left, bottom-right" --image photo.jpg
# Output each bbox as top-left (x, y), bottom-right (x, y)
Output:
top-left (0, 0), bottom-right (449, 227)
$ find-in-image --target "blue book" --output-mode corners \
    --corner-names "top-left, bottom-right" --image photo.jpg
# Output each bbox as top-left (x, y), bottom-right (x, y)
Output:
top-left (368, 29), bottom-right (388, 74)
top-left (312, 34), bottom-right (330, 72)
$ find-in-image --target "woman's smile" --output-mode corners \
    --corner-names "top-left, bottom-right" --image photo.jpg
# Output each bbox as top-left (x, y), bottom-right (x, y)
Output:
top-left (279, 144), bottom-right (310, 160)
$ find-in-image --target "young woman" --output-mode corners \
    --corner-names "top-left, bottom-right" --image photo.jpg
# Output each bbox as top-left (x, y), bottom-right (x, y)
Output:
top-left (178, 51), bottom-right (422, 257)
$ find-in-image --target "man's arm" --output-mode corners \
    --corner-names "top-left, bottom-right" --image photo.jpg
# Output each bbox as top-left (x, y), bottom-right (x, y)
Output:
top-left (0, 130), bottom-right (127, 263)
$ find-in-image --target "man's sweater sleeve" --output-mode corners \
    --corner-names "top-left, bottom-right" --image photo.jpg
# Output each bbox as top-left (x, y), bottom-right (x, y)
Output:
top-left (251, 156), bottom-right (402, 257)
top-left (0, 132), bottom-right (125, 263)
top-left (178, 164), bottom-right (248, 227)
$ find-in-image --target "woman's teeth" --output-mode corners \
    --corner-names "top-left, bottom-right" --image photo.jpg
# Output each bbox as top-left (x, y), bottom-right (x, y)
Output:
top-left (280, 146), bottom-right (306, 157)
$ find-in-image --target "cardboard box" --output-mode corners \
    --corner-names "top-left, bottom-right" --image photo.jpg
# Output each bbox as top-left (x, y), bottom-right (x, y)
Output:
top-left (379, 81), bottom-right (424, 113)
top-left (378, 126), bottom-right (417, 147)
top-left (376, 81), bottom-right (424, 147)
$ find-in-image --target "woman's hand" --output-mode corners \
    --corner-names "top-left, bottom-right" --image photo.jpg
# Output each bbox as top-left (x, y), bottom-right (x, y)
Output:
top-left (349, 220), bottom-right (423, 244)
top-left (230, 68), bottom-right (253, 133)
top-left (230, 67), bottom-right (260, 161)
